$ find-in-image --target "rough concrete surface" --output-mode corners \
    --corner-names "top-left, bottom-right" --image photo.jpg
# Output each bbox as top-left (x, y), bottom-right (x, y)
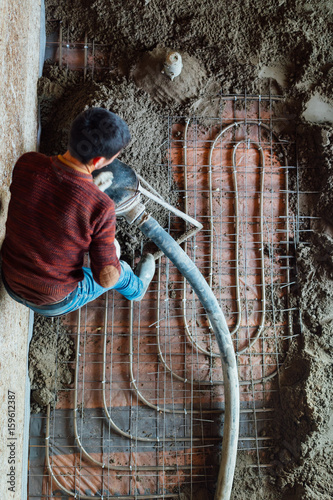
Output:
top-left (29, 315), bottom-right (74, 413)
top-left (0, 0), bottom-right (41, 498)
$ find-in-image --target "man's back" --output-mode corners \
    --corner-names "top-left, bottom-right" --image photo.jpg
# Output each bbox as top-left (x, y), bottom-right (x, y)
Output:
top-left (1, 152), bottom-right (119, 305)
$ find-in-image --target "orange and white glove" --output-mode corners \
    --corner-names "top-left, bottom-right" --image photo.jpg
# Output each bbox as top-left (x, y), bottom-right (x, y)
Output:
top-left (114, 238), bottom-right (121, 259)
top-left (93, 171), bottom-right (114, 192)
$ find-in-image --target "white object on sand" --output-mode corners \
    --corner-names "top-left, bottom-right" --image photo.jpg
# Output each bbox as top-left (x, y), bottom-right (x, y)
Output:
top-left (162, 51), bottom-right (183, 81)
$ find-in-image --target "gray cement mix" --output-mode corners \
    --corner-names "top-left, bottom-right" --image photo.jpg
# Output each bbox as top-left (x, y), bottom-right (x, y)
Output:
top-left (30, 1), bottom-right (333, 498)
top-left (29, 315), bottom-right (74, 413)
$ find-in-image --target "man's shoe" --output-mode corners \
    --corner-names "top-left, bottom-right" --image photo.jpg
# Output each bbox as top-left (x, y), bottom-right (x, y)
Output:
top-left (133, 254), bottom-right (156, 301)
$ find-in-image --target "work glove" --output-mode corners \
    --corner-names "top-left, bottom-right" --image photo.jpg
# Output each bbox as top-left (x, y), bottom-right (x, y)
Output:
top-left (114, 239), bottom-right (121, 259)
top-left (93, 171), bottom-right (114, 192)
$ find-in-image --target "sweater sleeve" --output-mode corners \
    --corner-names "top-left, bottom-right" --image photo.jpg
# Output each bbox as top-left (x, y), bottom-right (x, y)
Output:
top-left (89, 205), bottom-right (121, 288)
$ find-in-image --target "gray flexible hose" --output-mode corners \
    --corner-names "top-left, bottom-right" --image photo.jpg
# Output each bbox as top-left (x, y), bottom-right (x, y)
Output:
top-left (135, 211), bottom-right (240, 500)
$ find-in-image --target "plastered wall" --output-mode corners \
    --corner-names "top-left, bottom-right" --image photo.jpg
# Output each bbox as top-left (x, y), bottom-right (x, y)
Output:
top-left (0, 0), bottom-right (41, 498)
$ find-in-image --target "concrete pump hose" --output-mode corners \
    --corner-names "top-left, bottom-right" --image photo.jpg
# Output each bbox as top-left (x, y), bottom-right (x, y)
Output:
top-left (136, 212), bottom-right (240, 500)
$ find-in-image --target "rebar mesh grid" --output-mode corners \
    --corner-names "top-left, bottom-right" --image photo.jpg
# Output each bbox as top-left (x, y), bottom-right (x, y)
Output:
top-left (26, 23), bottom-right (316, 498)
top-left (44, 22), bottom-right (122, 81)
top-left (27, 91), bottom-right (313, 499)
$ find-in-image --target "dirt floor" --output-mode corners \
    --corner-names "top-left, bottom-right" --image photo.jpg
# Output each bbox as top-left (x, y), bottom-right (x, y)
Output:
top-left (31, 1), bottom-right (333, 498)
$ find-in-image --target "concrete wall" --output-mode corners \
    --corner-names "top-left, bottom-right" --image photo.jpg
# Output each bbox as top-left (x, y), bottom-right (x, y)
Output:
top-left (0, 0), bottom-right (41, 498)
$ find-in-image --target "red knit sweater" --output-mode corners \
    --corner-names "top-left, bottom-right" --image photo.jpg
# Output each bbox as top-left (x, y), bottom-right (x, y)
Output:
top-left (1, 152), bottom-right (120, 305)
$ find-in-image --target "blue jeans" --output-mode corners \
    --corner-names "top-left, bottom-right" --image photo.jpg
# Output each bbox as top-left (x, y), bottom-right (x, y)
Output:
top-left (2, 261), bottom-right (143, 318)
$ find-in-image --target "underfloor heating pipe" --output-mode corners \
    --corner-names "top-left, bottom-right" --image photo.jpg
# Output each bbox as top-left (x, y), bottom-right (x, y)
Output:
top-left (133, 209), bottom-right (240, 500)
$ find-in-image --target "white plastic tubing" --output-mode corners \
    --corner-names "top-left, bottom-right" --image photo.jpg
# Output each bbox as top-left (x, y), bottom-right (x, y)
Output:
top-left (135, 211), bottom-right (240, 500)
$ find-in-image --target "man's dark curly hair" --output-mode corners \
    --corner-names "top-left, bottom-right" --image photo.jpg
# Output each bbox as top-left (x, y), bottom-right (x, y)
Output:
top-left (68, 107), bottom-right (131, 164)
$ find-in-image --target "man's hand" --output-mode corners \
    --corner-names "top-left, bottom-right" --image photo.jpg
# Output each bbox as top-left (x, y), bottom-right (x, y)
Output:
top-left (114, 239), bottom-right (121, 259)
top-left (93, 171), bottom-right (114, 192)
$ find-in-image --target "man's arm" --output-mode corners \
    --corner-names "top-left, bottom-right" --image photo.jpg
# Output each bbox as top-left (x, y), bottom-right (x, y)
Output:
top-left (89, 207), bottom-right (121, 288)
